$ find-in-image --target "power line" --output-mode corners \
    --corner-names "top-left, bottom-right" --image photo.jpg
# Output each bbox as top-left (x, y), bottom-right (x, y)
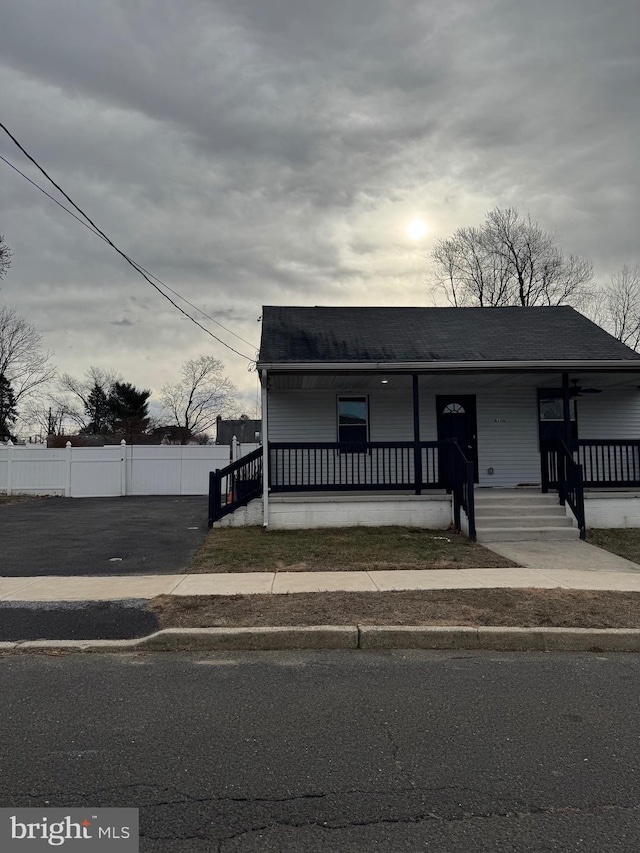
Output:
top-left (0, 153), bottom-right (258, 350)
top-left (131, 264), bottom-right (258, 350)
top-left (1, 153), bottom-right (106, 239)
top-left (0, 121), bottom-right (256, 361)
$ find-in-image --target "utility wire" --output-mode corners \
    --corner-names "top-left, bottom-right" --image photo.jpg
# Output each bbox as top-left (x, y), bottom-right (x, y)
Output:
top-left (1, 153), bottom-right (106, 240)
top-left (0, 121), bottom-right (256, 361)
top-left (1, 153), bottom-right (258, 350)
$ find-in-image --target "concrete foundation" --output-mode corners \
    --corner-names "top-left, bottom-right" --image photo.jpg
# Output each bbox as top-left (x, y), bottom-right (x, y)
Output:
top-left (581, 492), bottom-right (640, 528)
top-left (267, 493), bottom-right (452, 530)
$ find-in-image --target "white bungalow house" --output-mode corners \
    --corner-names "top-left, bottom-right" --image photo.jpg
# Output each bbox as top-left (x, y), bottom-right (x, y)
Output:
top-left (209, 306), bottom-right (640, 541)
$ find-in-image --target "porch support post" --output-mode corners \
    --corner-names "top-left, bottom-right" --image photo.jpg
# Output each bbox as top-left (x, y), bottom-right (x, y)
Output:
top-left (261, 369), bottom-right (269, 528)
top-left (559, 371), bottom-right (572, 505)
top-left (562, 372), bottom-right (571, 447)
top-left (412, 374), bottom-right (422, 495)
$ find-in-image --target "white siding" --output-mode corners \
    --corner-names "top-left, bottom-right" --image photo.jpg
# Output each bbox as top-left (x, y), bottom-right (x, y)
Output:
top-left (418, 385), bottom-right (540, 487)
top-left (267, 376), bottom-right (640, 490)
top-left (267, 388), bottom-right (415, 442)
top-left (574, 392), bottom-right (640, 483)
top-left (369, 388), bottom-right (415, 441)
top-left (477, 388), bottom-right (541, 486)
top-left (268, 392), bottom-right (338, 442)
top-left (268, 380), bottom-right (543, 488)
top-left (578, 391), bottom-right (640, 438)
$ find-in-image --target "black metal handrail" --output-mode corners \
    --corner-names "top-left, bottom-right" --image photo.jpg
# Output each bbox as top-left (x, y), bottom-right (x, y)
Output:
top-left (208, 446), bottom-right (263, 527)
top-left (557, 442), bottom-right (586, 540)
top-left (543, 439), bottom-right (640, 489)
top-left (449, 441), bottom-right (476, 541)
top-left (209, 440), bottom-right (481, 542)
top-left (576, 439), bottom-right (640, 487)
top-left (269, 441), bottom-right (441, 492)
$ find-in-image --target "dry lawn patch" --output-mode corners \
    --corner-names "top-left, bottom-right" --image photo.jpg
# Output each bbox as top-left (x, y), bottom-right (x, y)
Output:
top-left (150, 589), bottom-right (640, 630)
top-left (588, 528), bottom-right (640, 566)
top-left (191, 526), bottom-right (518, 572)
top-left (0, 495), bottom-right (41, 506)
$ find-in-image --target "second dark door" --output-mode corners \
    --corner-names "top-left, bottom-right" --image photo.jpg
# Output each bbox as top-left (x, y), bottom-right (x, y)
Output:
top-left (436, 395), bottom-right (478, 483)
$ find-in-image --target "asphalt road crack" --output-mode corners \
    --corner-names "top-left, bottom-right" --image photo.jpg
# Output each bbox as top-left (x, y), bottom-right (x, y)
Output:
top-left (15, 783), bottom-right (640, 848)
top-left (212, 801), bottom-right (640, 851)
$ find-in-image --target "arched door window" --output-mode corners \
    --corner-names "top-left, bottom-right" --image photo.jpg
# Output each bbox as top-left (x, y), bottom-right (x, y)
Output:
top-left (442, 402), bottom-right (466, 415)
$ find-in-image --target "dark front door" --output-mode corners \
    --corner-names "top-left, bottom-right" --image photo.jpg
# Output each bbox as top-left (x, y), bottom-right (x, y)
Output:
top-left (538, 390), bottom-right (578, 488)
top-left (436, 395), bottom-right (478, 483)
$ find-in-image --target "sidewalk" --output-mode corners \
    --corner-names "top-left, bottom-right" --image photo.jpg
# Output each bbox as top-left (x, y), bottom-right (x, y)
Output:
top-left (4, 565), bottom-right (640, 601)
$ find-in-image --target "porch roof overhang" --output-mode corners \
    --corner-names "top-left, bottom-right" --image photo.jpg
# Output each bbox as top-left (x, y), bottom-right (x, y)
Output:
top-left (258, 359), bottom-right (640, 375)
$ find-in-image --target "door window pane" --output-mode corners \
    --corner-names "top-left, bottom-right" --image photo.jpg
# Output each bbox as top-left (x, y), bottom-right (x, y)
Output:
top-left (539, 397), bottom-right (576, 421)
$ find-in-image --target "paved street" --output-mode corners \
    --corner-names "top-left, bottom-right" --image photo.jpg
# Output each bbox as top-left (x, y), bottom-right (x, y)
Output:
top-left (1, 650), bottom-right (639, 851)
top-left (0, 496), bottom-right (207, 576)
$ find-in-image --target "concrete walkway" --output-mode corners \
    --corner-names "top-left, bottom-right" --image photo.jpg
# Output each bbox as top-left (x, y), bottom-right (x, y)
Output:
top-left (2, 537), bottom-right (639, 602)
top-left (483, 540), bottom-right (640, 573)
top-left (4, 563), bottom-right (640, 601)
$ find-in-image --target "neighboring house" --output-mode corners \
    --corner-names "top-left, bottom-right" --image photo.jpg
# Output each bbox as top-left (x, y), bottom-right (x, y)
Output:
top-left (210, 306), bottom-right (640, 539)
top-left (47, 430), bottom-right (187, 447)
top-left (215, 417), bottom-right (261, 445)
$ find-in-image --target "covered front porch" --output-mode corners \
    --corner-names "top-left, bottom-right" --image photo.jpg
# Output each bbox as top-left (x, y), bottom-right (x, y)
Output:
top-left (264, 368), bottom-right (640, 486)
top-left (209, 367), bottom-right (640, 538)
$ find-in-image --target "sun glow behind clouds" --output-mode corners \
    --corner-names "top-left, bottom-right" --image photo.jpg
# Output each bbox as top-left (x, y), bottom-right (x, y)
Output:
top-left (406, 217), bottom-right (428, 240)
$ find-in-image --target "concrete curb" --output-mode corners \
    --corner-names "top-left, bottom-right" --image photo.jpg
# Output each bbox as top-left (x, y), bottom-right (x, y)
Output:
top-left (2, 625), bottom-right (640, 653)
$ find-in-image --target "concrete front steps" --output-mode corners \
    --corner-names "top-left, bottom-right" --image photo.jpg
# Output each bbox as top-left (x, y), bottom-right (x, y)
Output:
top-left (474, 489), bottom-right (578, 542)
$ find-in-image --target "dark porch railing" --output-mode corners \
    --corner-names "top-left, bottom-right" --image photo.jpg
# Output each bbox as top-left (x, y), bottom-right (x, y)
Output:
top-left (268, 440), bottom-right (476, 537)
top-left (541, 441), bottom-right (586, 539)
top-left (268, 441), bottom-right (441, 492)
top-left (449, 442), bottom-right (476, 541)
top-left (208, 446), bottom-right (263, 527)
top-left (558, 442), bottom-right (586, 540)
top-left (577, 440), bottom-right (640, 487)
top-left (208, 440), bottom-right (478, 537)
top-left (543, 439), bottom-right (640, 489)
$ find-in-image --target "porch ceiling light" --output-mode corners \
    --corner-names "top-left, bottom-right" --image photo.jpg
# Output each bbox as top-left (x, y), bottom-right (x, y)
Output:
top-left (380, 378), bottom-right (389, 384)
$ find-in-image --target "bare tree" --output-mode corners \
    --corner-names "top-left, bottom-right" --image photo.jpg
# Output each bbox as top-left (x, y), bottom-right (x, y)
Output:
top-left (19, 394), bottom-right (71, 440)
top-left (431, 207), bottom-right (593, 308)
top-left (160, 356), bottom-right (237, 442)
top-left (0, 235), bottom-right (12, 281)
top-left (600, 265), bottom-right (640, 350)
top-left (0, 305), bottom-right (56, 406)
top-left (432, 225), bottom-right (511, 307)
top-left (57, 367), bottom-right (120, 431)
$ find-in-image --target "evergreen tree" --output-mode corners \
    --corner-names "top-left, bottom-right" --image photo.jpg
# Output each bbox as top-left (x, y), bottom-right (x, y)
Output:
top-left (0, 373), bottom-right (18, 441)
top-left (81, 382), bottom-right (111, 434)
top-left (108, 382), bottom-right (151, 437)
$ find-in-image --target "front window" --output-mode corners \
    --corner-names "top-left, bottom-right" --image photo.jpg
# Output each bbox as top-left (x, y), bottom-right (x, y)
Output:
top-left (337, 396), bottom-right (369, 445)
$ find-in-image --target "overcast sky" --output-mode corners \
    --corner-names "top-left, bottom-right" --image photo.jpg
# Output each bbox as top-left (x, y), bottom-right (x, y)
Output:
top-left (1, 0), bottom-right (639, 414)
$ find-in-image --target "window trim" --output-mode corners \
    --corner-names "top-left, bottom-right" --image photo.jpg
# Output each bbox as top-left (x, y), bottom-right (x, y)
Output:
top-left (537, 387), bottom-right (579, 448)
top-left (336, 394), bottom-right (370, 449)
top-left (537, 388), bottom-right (577, 422)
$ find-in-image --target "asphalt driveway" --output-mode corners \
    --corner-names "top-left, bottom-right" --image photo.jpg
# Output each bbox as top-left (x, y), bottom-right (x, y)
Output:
top-left (0, 496), bottom-right (208, 576)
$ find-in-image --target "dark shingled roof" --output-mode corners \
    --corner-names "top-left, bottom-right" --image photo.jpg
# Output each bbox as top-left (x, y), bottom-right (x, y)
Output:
top-left (258, 306), bottom-right (640, 365)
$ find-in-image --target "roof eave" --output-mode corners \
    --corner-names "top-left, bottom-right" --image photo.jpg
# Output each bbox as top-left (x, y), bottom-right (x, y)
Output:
top-left (257, 359), bottom-right (640, 372)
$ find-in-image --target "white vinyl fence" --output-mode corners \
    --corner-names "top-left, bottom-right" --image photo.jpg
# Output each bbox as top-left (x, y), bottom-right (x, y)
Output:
top-left (0, 441), bottom-right (260, 498)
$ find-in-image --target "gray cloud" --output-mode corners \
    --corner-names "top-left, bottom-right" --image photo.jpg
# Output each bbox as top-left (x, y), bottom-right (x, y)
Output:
top-left (0, 0), bottom-right (638, 415)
